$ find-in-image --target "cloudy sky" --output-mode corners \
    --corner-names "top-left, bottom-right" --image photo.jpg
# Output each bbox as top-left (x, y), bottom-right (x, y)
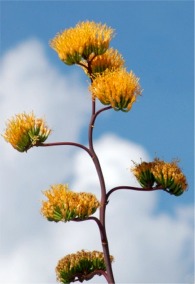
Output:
top-left (0, 1), bottom-right (194, 283)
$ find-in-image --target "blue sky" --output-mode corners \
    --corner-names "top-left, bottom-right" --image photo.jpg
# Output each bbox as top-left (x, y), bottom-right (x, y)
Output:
top-left (0, 1), bottom-right (194, 283)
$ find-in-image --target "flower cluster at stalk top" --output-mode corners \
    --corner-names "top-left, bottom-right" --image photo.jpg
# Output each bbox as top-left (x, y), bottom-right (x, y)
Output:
top-left (131, 158), bottom-right (188, 196)
top-left (89, 68), bottom-right (142, 112)
top-left (50, 21), bottom-right (114, 65)
top-left (2, 112), bottom-right (51, 152)
top-left (56, 250), bottom-right (114, 283)
top-left (41, 184), bottom-right (100, 222)
top-left (50, 21), bottom-right (142, 112)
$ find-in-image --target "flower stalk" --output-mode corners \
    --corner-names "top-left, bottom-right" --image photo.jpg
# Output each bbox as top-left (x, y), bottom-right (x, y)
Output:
top-left (87, 102), bottom-right (115, 283)
top-left (2, 20), bottom-right (188, 284)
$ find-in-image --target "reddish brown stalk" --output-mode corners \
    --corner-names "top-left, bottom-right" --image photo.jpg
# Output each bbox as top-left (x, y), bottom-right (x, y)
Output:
top-left (87, 102), bottom-right (115, 283)
top-left (38, 141), bottom-right (92, 158)
top-left (106, 185), bottom-right (164, 202)
top-left (72, 216), bottom-right (104, 241)
top-left (85, 60), bottom-right (115, 283)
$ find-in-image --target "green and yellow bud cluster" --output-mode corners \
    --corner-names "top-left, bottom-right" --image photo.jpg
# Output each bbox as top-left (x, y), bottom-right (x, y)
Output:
top-left (131, 161), bottom-right (156, 188)
top-left (50, 21), bottom-right (114, 65)
top-left (131, 158), bottom-right (188, 196)
top-left (89, 68), bottom-right (142, 112)
top-left (2, 112), bottom-right (51, 152)
top-left (151, 159), bottom-right (188, 196)
top-left (56, 250), bottom-right (114, 283)
top-left (41, 184), bottom-right (100, 222)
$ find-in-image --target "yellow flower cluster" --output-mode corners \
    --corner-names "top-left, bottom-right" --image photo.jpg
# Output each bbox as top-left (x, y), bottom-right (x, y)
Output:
top-left (89, 68), bottom-right (142, 112)
top-left (56, 250), bottom-right (114, 283)
top-left (131, 158), bottom-right (188, 196)
top-left (2, 112), bottom-right (51, 152)
top-left (82, 48), bottom-right (125, 77)
top-left (50, 21), bottom-right (114, 65)
top-left (41, 184), bottom-right (100, 222)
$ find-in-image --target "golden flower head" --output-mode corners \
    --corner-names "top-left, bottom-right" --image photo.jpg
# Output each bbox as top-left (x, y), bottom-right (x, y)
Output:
top-left (151, 158), bottom-right (188, 196)
top-left (50, 21), bottom-right (114, 65)
top-left (131, 161), bottom-right (155, 188)
top-left (82, 48), bottom-right (125, 77)
top-left (56, 250), bottom-right (114, 283)
top-left (89, 68), bottom-right (142, 112)
top-left (131, 158), bottom-right (188, 196)
top-left (41, 184), bottom-right (100, 222)
top-left (2, 112), bottom-right (51, 152)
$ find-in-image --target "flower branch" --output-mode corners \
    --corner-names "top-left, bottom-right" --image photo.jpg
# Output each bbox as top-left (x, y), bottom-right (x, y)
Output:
top-left (38, 141), bottom-right (92, 158)
top-left (72, 216), bottom-right (104, 240)
top-left (87, 102), bottom-right (115, 283)
top-left (106, 185), bottom-right (164, 202)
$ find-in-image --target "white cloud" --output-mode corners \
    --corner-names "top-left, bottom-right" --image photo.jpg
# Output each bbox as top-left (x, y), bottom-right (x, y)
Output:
top-left (0, 40), bottom-right (193, 284)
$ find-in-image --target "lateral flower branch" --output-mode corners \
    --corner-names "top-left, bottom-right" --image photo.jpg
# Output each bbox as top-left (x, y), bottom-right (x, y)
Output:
top-left (2, 21), bottom-right (188, 284)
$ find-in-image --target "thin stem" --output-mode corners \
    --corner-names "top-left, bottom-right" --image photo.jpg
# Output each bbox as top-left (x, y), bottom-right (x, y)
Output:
top-left (88, 106), bottom-right (112, 151)
top-left (72, 216), bottom-right (104, 241)
top-left (106, 185), bottom-right (164, 202)
top-left (88, 154), bottom-right (115, 283)
top-left (100, 270), bottom-right (110, 282)
top-left (93, 106), bottom-right (112, 123)
top-left (38, 141), bottom-right (93, 158)
top-left (77, 62), bottom-right (88, 70)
